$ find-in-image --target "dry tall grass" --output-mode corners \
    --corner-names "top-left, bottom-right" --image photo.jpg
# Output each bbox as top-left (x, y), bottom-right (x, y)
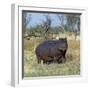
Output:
top-left (24, 34), bottom-right (80, 77)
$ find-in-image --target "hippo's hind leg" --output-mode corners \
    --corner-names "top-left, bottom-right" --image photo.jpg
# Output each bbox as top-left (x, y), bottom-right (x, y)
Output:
top-left (43, 60), bottom-right (53, 64)
top-left (43, 56), bottom-right (53, 64)
top-left (43, 60), bottom-right (47, 64)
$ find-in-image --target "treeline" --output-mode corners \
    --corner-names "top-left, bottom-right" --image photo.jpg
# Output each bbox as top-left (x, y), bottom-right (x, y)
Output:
top-left (22, 11), bottom-right (80, 40)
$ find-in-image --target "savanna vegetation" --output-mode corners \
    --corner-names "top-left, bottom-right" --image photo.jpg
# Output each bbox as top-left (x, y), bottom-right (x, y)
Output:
top-left (23, 11), bottom-right (80, 77)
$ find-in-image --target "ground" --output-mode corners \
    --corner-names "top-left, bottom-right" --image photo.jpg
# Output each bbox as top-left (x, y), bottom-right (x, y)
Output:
top-left (24, 33), bottom-right (80, 77)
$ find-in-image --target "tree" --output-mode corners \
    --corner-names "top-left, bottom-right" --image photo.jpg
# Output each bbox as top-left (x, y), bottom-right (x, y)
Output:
top-left (57, 14), bottom-right (65, 32)
top-left (65, 14), bottom-right (80, 40)
top-left (57, 14), bottom-right (67, 38)
top-left (22, 11), bottom-right (32, 34)
top-left (42, 14), bottom-right (52, 39)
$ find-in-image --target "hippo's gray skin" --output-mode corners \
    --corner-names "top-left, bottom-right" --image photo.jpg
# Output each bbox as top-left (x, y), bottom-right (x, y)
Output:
top-left (35, 38), bottom-right (68, 64)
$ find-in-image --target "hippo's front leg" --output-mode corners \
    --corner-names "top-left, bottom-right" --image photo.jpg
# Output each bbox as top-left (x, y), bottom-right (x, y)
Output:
top-left (61, 56), bottom-right (66, 63)
top-left (36, 56), bottom-right (41, 64)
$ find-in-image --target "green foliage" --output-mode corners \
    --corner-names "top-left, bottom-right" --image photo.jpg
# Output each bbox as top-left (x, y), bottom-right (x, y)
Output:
top-left (65, 14), bottom-right (80, 32)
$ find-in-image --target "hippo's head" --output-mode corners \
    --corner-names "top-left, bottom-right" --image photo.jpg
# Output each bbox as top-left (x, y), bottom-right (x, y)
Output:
top-left (58, 38), bottom-right (68, 51)
top-left (59, 37), bottom-right (67, 42)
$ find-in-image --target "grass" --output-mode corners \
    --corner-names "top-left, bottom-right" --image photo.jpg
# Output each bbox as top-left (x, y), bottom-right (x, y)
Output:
top-left (24, 34), bottom-right (80, 77)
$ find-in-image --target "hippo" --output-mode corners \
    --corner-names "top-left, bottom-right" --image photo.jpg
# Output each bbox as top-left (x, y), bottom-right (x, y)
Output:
top-left (35, 38), bottom-right (68, 64)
